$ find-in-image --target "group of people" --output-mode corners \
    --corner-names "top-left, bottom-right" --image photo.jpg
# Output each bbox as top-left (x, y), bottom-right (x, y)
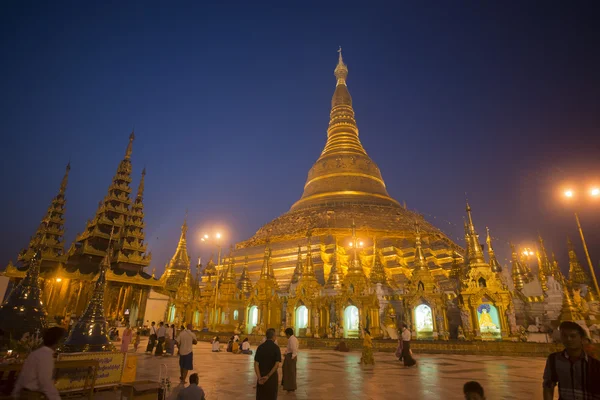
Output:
top-left (145, 321), bottom-right (179, 356)
top-left (212, 335), bottom-right (252, 354)
top-left (253, 327), bottom-right (298, 400)
top-left (357, 323), bottom-right (417, 367)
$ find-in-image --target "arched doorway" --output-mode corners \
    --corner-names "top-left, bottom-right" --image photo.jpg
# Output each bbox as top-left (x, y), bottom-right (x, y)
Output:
top-left (247, 306), bottom-right (258, 334)
top-left (414, 304), bottom-right (434, 340)
top-left (344, 305), bottom-right (360, 338)
top-left (295, 305), bottom-right (308, 337)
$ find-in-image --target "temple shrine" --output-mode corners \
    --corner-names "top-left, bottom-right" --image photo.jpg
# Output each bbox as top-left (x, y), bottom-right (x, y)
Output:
top-left (2, 50), bottom-right (599, 345)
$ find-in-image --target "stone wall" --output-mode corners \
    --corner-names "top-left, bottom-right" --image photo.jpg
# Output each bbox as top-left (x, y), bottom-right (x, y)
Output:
top-left (195, 331), bottom-right (562, 357)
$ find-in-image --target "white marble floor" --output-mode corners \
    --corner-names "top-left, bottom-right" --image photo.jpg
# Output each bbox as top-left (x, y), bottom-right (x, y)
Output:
top-left (122, 340), bottom-right (549, 400)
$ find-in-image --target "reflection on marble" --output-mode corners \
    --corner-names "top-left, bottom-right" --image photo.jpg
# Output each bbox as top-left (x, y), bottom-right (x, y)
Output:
top-left (85, 339), bottom-right (549, 399)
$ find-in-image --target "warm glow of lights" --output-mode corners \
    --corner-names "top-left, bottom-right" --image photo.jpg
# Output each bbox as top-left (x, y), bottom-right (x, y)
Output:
top-left (522, 251), bottom-right (528, 256)
top-left (349, 242), bottom-right (353, 247)
top-left (204, 234), bottom-right (209, 239)
top-left (591, 188), bottom-right (600, 197)
top-left (359, 241), bottom-right (364, 247)
top-left (216, 233), bottom-right (222, 239)
top-left (564, 190), bottom-right (574, 198)
top-left (529, 251), bottom-right (534, 255)
top-left (55, 278), bottom-right (62, 282)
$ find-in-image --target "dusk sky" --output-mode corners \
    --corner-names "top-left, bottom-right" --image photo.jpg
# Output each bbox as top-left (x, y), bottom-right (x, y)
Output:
top-left (1, 2), bottom-right (599, 276)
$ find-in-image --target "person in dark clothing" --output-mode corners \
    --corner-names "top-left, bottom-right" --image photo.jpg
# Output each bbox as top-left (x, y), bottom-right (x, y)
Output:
top-left (543, 320), bottom-right (600, 400)
top-left (254, 328), bottom-right (281, 400)
top-left (463, 381), bottom-right (485, 400)
top-left (146, 321), bottom-right (157, 354)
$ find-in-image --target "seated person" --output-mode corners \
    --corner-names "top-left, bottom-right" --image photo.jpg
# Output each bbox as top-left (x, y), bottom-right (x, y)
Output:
top-left (232, 338), bottom-right (240, 354)
top-left (211, 336), bottom-right (220, 352)
top-left (335, 341), bottom-right (350, 352)
top-left (176, 373), bottom-right (205, 400)
top-left (226, 336), bottom-right (234, 352)
top-left (240, 338), bottom-right (252, 354)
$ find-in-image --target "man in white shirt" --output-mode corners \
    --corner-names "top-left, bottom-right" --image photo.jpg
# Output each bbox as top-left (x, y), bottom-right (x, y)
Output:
top-left (146, 321), bottom-right (157, 354)
top-left (12, 327), bottom-right (65, 400)
top-left (155, 322), bottom-right (166, 356)
top-left (282, 327), bottom-right (298, 392)
top-left (176, 324), bottom-right (197, 384)
top-left (400, 323), bottom-right (417, 367)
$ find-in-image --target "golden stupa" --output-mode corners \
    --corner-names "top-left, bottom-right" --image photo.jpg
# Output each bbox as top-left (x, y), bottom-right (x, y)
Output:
top-left (231, 49), bottom-right (460, 289)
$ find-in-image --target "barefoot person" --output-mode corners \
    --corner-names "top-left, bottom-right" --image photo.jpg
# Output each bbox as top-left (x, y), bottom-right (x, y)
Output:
top-left (401, 324), bottom-right (417, 367)
top-left (543, 321), bottom-right (600, 399)
top-left (12, 327), bottom-right (65, 400)
top-left (282, 328), bottom-right (298, 392)
top-left (254, 328), bottom-right (281, 400)
top-left (359, 328), bottom-right (375, 365)
top-left (176, 323), bottom-right (197, 384)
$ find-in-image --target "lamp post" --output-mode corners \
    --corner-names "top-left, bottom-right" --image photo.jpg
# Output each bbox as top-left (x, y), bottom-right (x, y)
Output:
top-left (201, 233), bottom-right (222, 330)
top-left (563, 188), bottom-right (600, 297)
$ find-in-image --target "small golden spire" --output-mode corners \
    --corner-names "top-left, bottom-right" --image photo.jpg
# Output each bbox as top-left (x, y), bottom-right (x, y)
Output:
top-left (414, 221), bottom-right (427, 271)
top-left (486, 227), bottom-right (502, 273)
top-left (60, 162), bottom-right (71, 195)
top-left (303, 231), bottom-right (315, 278)
top-left (169, 214), bottom-right (190, 269)
top-left (510, 242), bottom-right (526, 291)
top-left (136, 168), bottom-right (146, 199)
top-left (125, 131), bottom-right (135, 159)
top-left (334, 46), bottom-right (348, 86)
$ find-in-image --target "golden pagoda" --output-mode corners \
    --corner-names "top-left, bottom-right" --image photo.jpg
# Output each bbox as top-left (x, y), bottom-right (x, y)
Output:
top-left (223, 50), bottom-right (460, 338)
top-left (567, 236), bottom-right (591, 287)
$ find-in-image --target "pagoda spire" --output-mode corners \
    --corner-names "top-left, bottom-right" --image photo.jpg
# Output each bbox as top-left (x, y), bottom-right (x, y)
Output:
top-left (169, 213), bottom-right (191, 270)
top-left (510, 243), bottom-right (527, 291)
top-left (260, 243), bottom-right (272, 279)
top-left (559, 285), bottom-right (583, 322)
top-left (347, 220), bottom-right (365, 276)
top-left (567, 236), bottom-right (590, 287)
top-left (413, 222), bottom-right (428, 271)
top-left (291, 245), bottom-right (302, 284)
top-left (223, 247), bottom-right (237, 284)
top-left (0, 225), bottom-right (49, 341)
top-left (465, 202), bottom-right (485, 266)
top-left (536, 234), bottom-right (550, 292)
top-left (237, 256), bottom-right (252, 294)
top-left (290, 49), bottom-right (399, 211)
top-left (325, 239), bottom-right (344, 289)
top-left (62, 230), bottom-right (115, 352)
top-left (70, 133), bottom-right (144, 271)
top-left (551, 252), bottom-right (567, 285)
top-left (369, 237), bottom-right (386, 284)
top-left (302, 232), bottom-right (316, 278)
top-left (115, 168), bottom-right (150, 270)
top-left (449, 250), bottom-right (463, 285)
top-left (486, 227), bottom-right (502, 273)
top-left (462, 219), bottom-right (471, 269)
top-left (19, 163), bottom-right (70, 268)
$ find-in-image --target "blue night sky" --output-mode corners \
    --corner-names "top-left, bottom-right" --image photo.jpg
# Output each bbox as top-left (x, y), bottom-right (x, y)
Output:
top-left (1, 2), bottom-right (599, 276)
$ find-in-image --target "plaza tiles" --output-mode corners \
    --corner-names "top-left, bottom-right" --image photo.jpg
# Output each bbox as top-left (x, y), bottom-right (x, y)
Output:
top-left (126, 341), bottom-right (548, 400)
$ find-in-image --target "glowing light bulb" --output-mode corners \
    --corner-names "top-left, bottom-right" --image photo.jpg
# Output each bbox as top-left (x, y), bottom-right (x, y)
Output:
top-left (349, 242), bottom-right (353, 247)
top-left (359, 241), bottom-right (364, 247)
top-left (216, 233), bottom-right (222, 239)
top-left (204, 234), bottom-right (209, 239)
top-left (56, 278), bottom-right (62, 282)
top-left (591, 188), bottom-right (600, 197)
top-left (564, 190), bottom-right (574, 198)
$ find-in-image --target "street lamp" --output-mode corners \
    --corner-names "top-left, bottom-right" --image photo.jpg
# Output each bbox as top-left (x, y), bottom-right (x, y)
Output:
top-left (562, 189), bottom-right (600, 297)
top-left (201, 232), bottom-right (223, 331)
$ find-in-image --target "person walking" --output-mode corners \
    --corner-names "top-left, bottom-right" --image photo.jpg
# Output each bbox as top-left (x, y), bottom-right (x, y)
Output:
top-left (282, 328), bottom-right (298, 392)
top-left (155, 322), bottom-right (166, 356)
top-left (12, 327), bottom-right (65, 400)
top-left (401, 324), bottom-right (417, 367)
top-left (121, 324), bottom-right (133, 353)
top-left (254, 328), bottom-right (281, 400)
top-left (146, 321), bottom-right (157, 354)
top-left (176, 373), bottom-right (206, 400)
top-left (543, 321), bottom-right (600, 399)
top-left (133, 331), bottom-right (141, 352)
top-left (176, 323), bottom-right (197, 384)
top-left (359, 328), bottom-right (375, 365)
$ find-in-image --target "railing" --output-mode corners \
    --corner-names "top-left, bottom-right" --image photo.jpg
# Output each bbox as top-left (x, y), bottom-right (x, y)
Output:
top-left (0, 359), bottom-right (99, 400)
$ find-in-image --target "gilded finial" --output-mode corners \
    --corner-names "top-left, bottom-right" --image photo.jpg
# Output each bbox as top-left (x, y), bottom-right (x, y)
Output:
top-left (60, 162), bottom-right (71, 195)
top-left (334, 46), bottom-right (348, 86)
top-left (136, 168), bottom-right (146, 199)
top-left (125, 131), bottom-right (135, 159)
